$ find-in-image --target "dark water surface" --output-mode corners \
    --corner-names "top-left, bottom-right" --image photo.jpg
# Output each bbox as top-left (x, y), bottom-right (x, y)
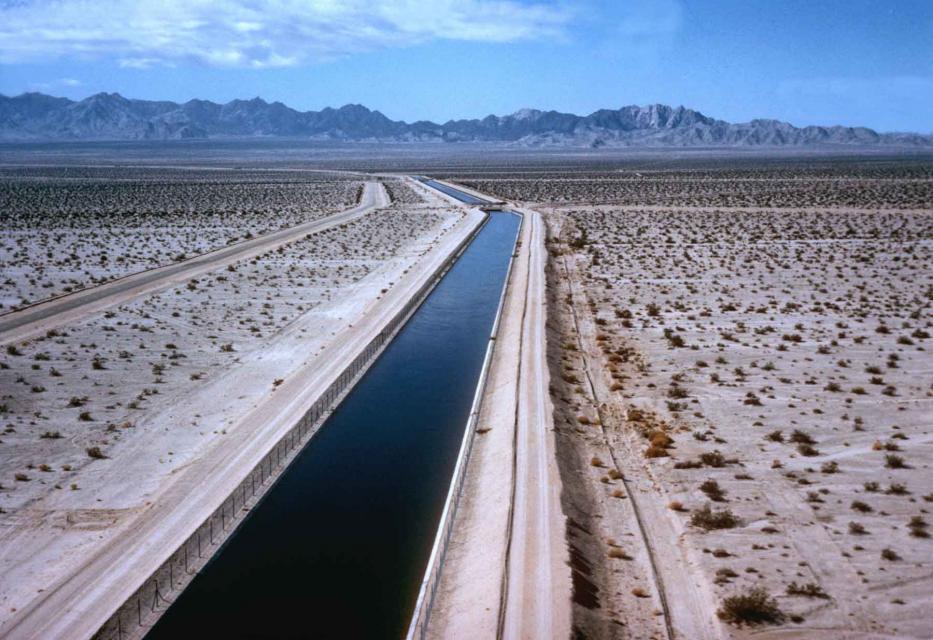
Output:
top-left (146, 211), bottom-right (520, 639)
top-left (420, 179), bottom-right (491, 204)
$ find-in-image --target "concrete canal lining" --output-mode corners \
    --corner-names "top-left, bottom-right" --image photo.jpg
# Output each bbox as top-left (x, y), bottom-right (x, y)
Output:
top-left (134, 211), bottom-right (522, 639)
top-left (2, 203), bottom-right (486, 640)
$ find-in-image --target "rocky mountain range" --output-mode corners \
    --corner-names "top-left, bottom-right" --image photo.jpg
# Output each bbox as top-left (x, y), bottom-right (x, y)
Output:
top-left (1, 92), bottom-right (929, 147)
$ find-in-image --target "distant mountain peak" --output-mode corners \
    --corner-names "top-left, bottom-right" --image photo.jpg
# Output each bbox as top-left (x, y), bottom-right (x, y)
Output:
top-left (510, 108), bottom-right (542, 120)
top-left (0, 92), bottom-right (928, 147)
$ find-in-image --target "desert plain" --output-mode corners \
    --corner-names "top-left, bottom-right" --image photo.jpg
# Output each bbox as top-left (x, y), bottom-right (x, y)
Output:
top-left (444, 154), bottom-right (933, 638)
top-left (0, 147), bottom-right (931, 640)
top-left (0, 164), bottom-right (477, 636)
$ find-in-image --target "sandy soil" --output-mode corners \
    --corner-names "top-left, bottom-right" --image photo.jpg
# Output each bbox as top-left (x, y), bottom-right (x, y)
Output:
top-left (0, 181), bottom-right (386, 346)
top-left (0, 168), bottom-right (362, 310)
top-left (543, 202), bottom-right (932, 638)
top-left (456, 163), bottom-right (933, 209)
top-left (0, 176), bottom-right (472, 637)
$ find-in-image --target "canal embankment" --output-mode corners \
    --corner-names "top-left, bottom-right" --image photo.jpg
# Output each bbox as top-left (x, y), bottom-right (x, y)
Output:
top-left (142, 210), bottom-right (522, 639)
top-left (1, 201), bottom-right (486, 640)
top-left (407, 186), bottom-right (572, 639)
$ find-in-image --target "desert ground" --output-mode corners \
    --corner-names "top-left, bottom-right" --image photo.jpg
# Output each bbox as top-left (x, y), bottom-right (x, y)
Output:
top-left (0, 146), bottom-right (930, 640)
top-left (439, 156), bottom-right (932, 638)
top-left (0, 167), bottom-right (363, 310)
top-left (0, 168), bottom-right (479, 635)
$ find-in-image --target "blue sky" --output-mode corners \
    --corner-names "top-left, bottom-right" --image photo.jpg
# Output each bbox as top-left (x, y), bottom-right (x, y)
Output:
top-left (0, 0), bottom-right (931, 132)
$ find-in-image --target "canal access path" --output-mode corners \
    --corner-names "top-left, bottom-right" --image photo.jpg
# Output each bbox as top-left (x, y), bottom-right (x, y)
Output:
top-left (0, 180), bottom-right (481, 640)
top-left (408, 180), bottom-right (573, 640)
top-left (0, 182), bottom-right (388, 347)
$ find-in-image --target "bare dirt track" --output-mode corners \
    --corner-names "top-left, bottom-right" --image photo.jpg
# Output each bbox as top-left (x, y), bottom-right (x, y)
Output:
top-left (0, 174), bottom-right (475, 639)
top-left (424, 194), bottom-right (571, 640)
top-left (463, 155), bottom-right (933, 640)
top-left (0, 181), bottom-right (386, 345)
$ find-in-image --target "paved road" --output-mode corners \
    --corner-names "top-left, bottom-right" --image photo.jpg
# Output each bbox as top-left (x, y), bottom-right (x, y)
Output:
top-left (0, 181), bottom-right (388, 346)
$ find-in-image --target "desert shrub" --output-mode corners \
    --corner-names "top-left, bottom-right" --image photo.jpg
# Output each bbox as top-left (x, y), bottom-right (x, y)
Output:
top-left (673, 459), bottom-right (702, 469)
top-left (645, 444), bottom-right (669, 458)
top-left (690, 503), bottom-right (739, 530)
top-left (820, 461), bottom-right (839, 474)
top-left (717, 588), bottom-right (784, 625)
top-left (699, 451), bottom-right (727, 467)
top-left (648, 430), bottom-right (673, 448)
top-left (715, 567), bottom-right (739, 584)
top-left (908, 516), bottom-right (929, 538)
top-left (667, 384), bottom-right (688, 399)
top-left (785, 582), bottom-right (829, 599)
top-left (86, 446), bottom-right (107, 459)
top-left (700, 479), bottom-right (727, 501)
top-left (664, 328), bottom-right (686, 348)
top-left (797, 443), bottom-right (820, 457)
top-left (886, 483), bottom-right (909, 495)
top-left (885, 454), bottom-right (907, 469)
top-left (881, 548), bottom-right (900, 561)
top-left (848, 521), bottom-right (867, 535)
top-left (851, 500), bottom-right (872, 513)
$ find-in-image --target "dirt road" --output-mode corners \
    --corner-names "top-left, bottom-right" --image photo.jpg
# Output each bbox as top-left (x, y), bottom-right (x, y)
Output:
top-left (0, 183), bottom-right (476, 640)
top-left (0, 181), bottom-right (388, 346)
top-left (423, 195), bottom-right (571, 639)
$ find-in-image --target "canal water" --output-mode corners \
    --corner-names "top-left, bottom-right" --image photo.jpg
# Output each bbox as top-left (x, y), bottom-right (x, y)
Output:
top-left (420, 179), bottom-right (490, 205)
top-left (147, 211), bottom-right (521, 639)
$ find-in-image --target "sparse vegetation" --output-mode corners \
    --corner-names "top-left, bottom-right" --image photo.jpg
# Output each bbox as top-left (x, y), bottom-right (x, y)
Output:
top-left (717, 587), bottom-right (785, 625)
top-left (690, 503), bottom-right (740, 530)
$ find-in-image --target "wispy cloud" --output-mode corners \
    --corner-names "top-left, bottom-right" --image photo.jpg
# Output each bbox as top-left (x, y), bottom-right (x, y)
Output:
top-left (28, 76), bottom-right (83, 92)
top-left (0, 0), bottom-right (571, 68)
